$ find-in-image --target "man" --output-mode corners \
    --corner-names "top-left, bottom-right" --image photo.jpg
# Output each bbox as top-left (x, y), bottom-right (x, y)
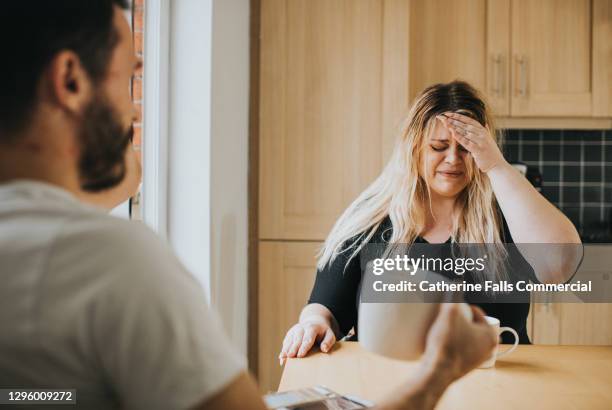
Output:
top-left (0, 1), bottom-right (496, 409)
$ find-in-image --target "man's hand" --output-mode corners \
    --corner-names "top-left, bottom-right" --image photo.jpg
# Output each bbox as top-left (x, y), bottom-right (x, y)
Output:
top-left (422, 304), bottom-right (497, 383)
top-left (378, 304), bottom-right (496, 410)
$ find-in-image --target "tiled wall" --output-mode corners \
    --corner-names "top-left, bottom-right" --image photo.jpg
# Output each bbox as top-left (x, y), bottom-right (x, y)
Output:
top-left (503, 129), bottom-right (612, 235)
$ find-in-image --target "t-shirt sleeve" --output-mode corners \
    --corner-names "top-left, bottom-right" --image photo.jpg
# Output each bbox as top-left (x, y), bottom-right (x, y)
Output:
top-left (499, 213), bottom-right (541, 283)
top-left (307, 239), bottom-right (362, 337)
top-left (83, 221), bottom-right (245, 409)
top-left (500, 214), bottom-right (583, 284)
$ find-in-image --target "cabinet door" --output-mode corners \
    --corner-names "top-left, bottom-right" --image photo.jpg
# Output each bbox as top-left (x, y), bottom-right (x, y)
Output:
top-left (486, 0), bottom-right (511, 116)
top-left (532, 303), bottom-right (612, 345)
top-left (408, 0), bottom-right (487, 102)
top-left (260, 0), bottom-right (389, 240)
top-left (511, 0), bottom-right (593, 116)
top-left (258, 241), bottom-right (321, 393)
top-left (593, 0), bottom-right (612, 116)
top-left (532, 245), bottom-right (612, 345)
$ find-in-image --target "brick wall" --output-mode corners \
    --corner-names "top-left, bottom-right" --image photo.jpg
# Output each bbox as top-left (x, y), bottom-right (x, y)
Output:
top-left (130, 0), bottom-right (144, 218)
top-left (132, 0), bottom-right (144, 158)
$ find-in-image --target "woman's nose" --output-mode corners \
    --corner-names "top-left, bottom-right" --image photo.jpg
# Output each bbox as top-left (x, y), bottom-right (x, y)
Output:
top-left (444, 143), bottom-right (462, 164)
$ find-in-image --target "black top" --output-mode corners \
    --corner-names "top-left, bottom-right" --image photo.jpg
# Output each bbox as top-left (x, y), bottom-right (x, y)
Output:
top-left (308, 216), bottom-right (536, 344)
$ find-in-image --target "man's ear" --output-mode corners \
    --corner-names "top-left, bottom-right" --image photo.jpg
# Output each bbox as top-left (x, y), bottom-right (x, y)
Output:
top-left (45, 51), bottom-right (93, 114)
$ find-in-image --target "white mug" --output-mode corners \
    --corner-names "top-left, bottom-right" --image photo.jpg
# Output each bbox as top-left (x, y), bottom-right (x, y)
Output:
top-left (479, 316), bottom-right (519, 368)
top-left (358, 302), bottom-right (439, 361)
top-left (358, 302), bottom-right (474, 361)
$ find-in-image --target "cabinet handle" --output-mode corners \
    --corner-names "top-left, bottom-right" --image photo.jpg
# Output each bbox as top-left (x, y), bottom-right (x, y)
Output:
top-left (492, 54), bottom-right (502, 96)
top-left (516, 55), bottom-right (527, 97)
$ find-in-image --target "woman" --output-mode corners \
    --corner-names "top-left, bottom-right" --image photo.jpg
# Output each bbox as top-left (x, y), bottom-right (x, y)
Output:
top-left (279, 81), bottom-right (581, 363)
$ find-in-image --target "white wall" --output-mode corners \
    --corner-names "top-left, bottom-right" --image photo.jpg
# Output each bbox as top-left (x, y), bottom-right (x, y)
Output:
top-left (166, 0), bottom-right (213, 300)
top-left (210, 0), bottom-right (250, 356)
top-left (142, 0), bottom-right (250, 356)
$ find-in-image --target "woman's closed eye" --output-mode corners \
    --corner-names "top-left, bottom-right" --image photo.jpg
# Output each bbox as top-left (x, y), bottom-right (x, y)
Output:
top-left (430, 144), bottom-right (468, 153)
top-left (431, 144), bottom-right (448, 152)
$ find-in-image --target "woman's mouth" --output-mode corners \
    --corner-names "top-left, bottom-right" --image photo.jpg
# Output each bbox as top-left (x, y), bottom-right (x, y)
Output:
top-left (437, 170), bottom-right (464, 178)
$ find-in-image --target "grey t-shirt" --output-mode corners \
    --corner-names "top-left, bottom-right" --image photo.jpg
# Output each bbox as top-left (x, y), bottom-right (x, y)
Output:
top-left (0, 181), bottom-right (245, 409)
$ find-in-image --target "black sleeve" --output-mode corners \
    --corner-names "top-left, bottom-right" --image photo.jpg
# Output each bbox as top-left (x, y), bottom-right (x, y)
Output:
top-left (500, 213), bottom-right (540, 283)
top-left (307, 241), bottom-right (362, 337)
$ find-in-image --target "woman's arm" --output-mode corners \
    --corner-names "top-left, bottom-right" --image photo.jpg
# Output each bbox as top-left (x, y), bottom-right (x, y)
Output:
top-left (442, 113), bottom-right (582, 283)
top-left (279, 304), bottom-right (340, 364)
top-left (486, 162), bottom-right (580, 244)
top-left (487, 163), bottom-right (582, 283)
top-left (299, 303), bottom-right (341, 337)
top-left (280, 241), bottom-right (363, 361)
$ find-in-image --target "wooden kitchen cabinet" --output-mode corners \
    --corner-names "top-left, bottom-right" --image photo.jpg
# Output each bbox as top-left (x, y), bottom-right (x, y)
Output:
top-left (511, 0), bottom-right (592, 116)
top-left (531, 303), bottom-right (612, 345)
top-left (408, 0), bottom-right (514, 116)
top-left (259, 0), bottom-right (406, 240)
top-left (258, 241), bottom-right (321, 393)
top-left (489, 0), bottom-right (612, 118)
top-left (530, 246), bottom-right (612, 345)
top-left (486, 0), bottom-right (512, 116)
top-left (408, 0), bottom-right (487, 103)
top-left (410, 0), bottom-right (612, 119)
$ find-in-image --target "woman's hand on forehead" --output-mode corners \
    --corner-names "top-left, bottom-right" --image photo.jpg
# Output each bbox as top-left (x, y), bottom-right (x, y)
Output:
top-left (436, 112), bottom-right (506, 173)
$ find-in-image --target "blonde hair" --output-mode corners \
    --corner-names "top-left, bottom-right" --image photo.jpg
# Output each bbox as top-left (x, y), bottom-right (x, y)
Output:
top-left (317, 81), bottom-right (507, 281)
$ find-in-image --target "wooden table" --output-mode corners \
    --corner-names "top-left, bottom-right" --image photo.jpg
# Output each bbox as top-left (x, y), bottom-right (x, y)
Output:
top-left (279, 342), bottom-right (612, 409)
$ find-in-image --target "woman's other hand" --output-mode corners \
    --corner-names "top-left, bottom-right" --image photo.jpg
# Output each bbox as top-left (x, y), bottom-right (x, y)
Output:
top-left (439, 112), bottom-right (506, 173)
top-left (278, 316), bottom-right (336, 365)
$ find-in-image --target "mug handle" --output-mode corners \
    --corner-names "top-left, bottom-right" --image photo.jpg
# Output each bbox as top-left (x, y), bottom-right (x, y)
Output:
top-left (495, 327), bottom-right (519, 359)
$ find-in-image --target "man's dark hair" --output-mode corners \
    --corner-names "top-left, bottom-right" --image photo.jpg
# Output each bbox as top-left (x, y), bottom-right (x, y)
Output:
top-left (0, 0), bottom-right (129, 140)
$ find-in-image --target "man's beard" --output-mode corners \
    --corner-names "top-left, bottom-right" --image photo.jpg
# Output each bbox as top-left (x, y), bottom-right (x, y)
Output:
top-left (78, 93), bottom-right (133, 192)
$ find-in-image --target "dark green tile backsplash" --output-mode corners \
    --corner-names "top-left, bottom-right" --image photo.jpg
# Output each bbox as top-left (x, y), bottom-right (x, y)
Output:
top-left (502, 129), bottom-right (612, 236)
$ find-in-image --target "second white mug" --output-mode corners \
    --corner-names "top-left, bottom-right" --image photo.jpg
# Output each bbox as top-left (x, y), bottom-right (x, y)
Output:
top-left (479, 316), bottom-right (519, 368)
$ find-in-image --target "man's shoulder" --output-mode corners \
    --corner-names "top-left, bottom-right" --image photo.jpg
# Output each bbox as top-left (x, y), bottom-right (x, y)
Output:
top-left (57, 211), bottom-right (161, 252)
top-left (62, 211), bottom-right (156, 241)
top-left (51, 212), bottom-right (181, 282)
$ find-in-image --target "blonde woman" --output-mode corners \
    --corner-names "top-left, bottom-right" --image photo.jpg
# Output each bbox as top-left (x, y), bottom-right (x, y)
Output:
top-left (279, 81), bottom-right (581, 362)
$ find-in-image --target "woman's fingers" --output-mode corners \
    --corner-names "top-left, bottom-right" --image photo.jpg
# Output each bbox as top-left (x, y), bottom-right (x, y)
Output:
top-left (278, 330), bottom-right (294, 365)
top-left (448, 120), bottom-right (483, 142)
top-left (449, 119), bottom-right (478, 133)
top-left (444, 113), bottom-right (486, 142)
top-left (438, 115), bottom-right (474, 140)
top-left (320, 328), bottom-right (336, 353)
top-left (280, 332), bottom-right (292, 357)
top-left (297, 326), bottom-right (318, 358)
top-left (287, 327), bottom-right (304, 358)
top-left (279, 322), bottom-right (335, 365)
top-left (444, 112), bottom-right (481, 128)
top-left (451, 128), bottom-right (478, 151)
top-left (443, 112), bottom-right (504, 173)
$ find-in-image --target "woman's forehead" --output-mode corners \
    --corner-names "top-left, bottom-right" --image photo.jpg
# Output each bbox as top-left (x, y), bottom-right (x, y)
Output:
top-left (428, 120), bottom-right (452, 141)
